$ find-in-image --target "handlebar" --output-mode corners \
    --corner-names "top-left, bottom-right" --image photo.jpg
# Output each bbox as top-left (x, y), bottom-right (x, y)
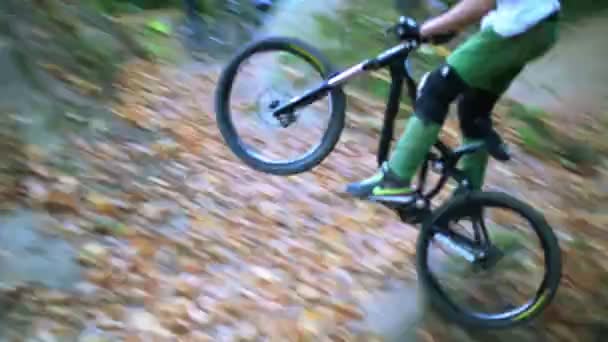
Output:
top-left (385, 16), bottom-right (457, 45)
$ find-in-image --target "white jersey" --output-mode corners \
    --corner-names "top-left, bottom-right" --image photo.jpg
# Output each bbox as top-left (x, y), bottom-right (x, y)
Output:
top-left (481, 0), bottom-right (561, 37)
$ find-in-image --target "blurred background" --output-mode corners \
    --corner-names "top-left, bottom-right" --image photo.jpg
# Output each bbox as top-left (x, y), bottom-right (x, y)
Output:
top-left (0, 0), bottom-right (607, 341)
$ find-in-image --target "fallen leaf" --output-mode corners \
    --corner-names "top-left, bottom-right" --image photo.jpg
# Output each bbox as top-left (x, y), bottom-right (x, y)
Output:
top-left (45, 190), bottom-right (79, 213)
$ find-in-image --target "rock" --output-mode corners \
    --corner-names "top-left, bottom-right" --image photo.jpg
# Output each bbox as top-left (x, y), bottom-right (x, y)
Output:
top-left (77, 242), bottom-right (110, 267)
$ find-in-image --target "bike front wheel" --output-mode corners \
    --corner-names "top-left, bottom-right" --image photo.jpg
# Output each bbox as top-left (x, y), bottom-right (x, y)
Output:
top-left (416, 191), bottom-right (562, 329)
top-left (215, 37), bottom-right (346, 175)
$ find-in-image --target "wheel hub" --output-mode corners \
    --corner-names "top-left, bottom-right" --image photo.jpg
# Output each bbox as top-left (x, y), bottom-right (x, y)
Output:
top-left (256, 88), bottom-right (298, 128)
top-left (472, 244), bottom-right (505, 272)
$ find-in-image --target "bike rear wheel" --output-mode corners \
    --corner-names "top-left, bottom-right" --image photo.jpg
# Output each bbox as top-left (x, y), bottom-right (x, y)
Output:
top-left (416, 191), bottom-right (561, 329)
top-left (215, 37), bottom-right (346, 175)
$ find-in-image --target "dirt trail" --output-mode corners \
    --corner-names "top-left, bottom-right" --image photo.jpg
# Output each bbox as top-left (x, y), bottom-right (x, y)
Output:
top-left (506, 11), bottom-right (608, 117)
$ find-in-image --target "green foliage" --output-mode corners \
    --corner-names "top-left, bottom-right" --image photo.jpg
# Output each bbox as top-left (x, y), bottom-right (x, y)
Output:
top-left (561, 0), bottom-right (608, 22)
top-left (311, 0), bottom-right (448, 101)
top-left (311, 0), bottom-right (398, 67)
top-left (509, 103), bottom-right (602, 171)
top-left (509, 104), bottom-right (557, 156)
top-left (516, 125), bottom-right (547, 156)
top-left (558, 138), bottom-right (600, 169)
top-left (509, 104), bottom-right (553, 138)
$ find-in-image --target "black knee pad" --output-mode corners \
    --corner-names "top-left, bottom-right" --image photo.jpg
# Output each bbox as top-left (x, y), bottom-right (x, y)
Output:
top-left (414, 64), bottom-right (467, 125)
top-left (457, 89), bottom-right (499, 139)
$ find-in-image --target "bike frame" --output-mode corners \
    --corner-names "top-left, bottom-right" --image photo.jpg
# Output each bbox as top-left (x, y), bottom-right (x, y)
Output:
top-left (273, 40), bottom-right (475, 207)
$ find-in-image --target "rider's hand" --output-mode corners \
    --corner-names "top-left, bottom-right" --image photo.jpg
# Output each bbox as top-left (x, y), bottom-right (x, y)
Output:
top-left (396, 16), bottom-right (421, 42)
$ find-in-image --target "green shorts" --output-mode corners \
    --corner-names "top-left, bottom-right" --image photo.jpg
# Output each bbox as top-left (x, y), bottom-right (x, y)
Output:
top-left (447, 18), bottom-right (559, 95)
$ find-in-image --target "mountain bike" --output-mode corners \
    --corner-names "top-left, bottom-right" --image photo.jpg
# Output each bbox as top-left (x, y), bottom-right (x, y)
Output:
top-left (179, 0), bottom-right (272, 61)
top-left (214, 16), bottom-right (562, 329)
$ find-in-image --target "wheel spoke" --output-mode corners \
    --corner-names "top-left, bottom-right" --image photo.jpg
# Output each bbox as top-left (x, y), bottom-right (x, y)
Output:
top-left (214, 38), bottom-right (345, 175)
top-left (418, 192), bottom-right (560, 327)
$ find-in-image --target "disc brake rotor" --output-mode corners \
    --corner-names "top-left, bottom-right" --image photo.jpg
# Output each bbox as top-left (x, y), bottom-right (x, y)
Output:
top-left (256, 87), bottom-right (298, 128)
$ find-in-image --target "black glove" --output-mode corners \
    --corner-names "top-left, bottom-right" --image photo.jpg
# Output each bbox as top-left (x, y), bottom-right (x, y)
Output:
top-left (395, 16), bottom-right (421, 42)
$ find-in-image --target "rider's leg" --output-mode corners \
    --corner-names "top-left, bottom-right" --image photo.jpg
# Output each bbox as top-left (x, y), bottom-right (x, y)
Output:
top-left (457, 88), bottom-right (500, 190)
top-left (346, 65), bottom-right (467, 200)
top-left (388, 65), bottom-right (468, 180)
top-left (451, 19), bottom-right (559, 190)
top-left (347, 17), bottom-right (558, 202)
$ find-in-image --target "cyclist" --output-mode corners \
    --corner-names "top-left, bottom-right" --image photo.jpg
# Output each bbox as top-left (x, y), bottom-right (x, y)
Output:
top-left (347, 0), bottom-right (560, 204)
top-left (182, 0), bottom-right (272, 19)
top-left (181, 0), bottom-right (273, 37)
